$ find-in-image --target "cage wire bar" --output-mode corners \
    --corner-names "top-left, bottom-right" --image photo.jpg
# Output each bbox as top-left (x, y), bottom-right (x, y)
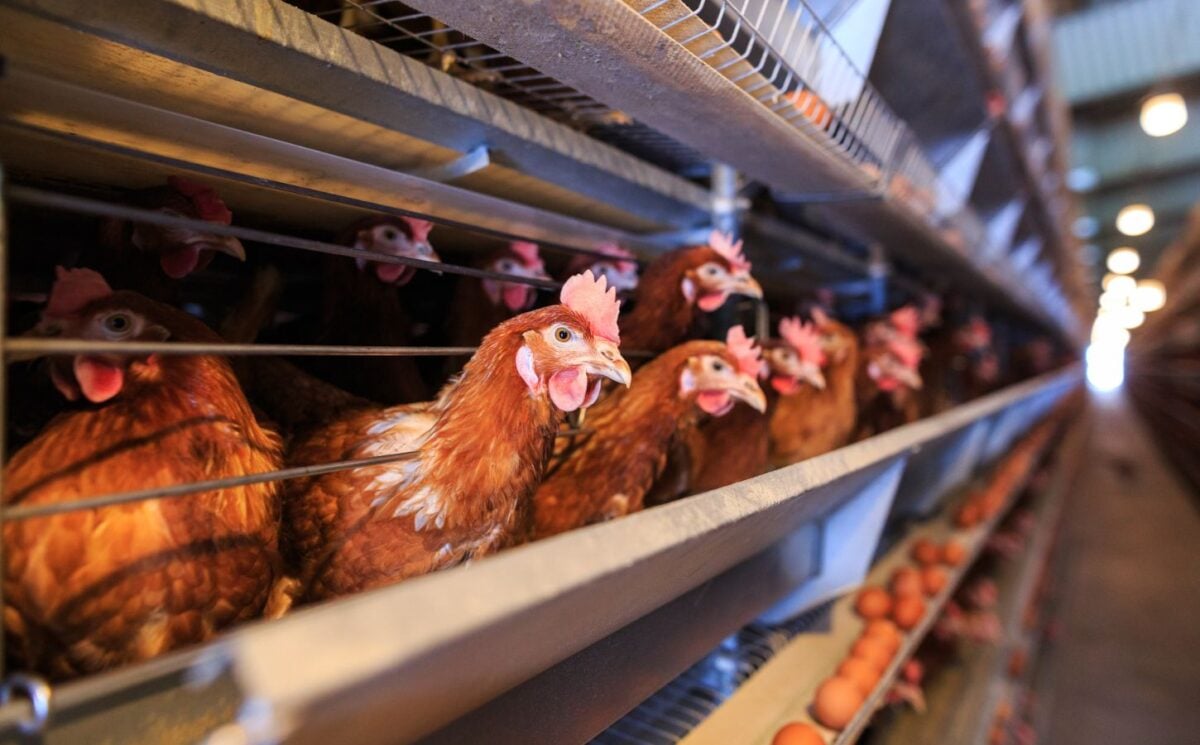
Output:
top-left (631, 0), bottom-right (905, 182)
top-left (311, 1), bottom-right (619, 125)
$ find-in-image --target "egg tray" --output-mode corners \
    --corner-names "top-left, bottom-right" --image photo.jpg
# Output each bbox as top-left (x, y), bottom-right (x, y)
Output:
top-left (677, 411), bottom-right (1069, 745)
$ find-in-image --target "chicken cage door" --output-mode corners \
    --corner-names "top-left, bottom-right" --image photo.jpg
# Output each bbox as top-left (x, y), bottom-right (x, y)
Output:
top-left (758, 454), bottom-right (906, 623)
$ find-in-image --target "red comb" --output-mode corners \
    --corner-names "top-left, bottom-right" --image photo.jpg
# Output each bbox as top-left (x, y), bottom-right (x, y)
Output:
top-left (779, 317), bottom-right (826, 366)
top-left (510, 241), bottom-right (543, 270)
top-left (167, 176), bottom-right (233, 225)
top-left (708, 230), bottom-right (751, 273)
top-left (402, 216), bottom-right (434, 243)
top-left (46, 266), bottom-right (113, 319)
top-left (561, 270), bottom-right (621, 343)
top-left (890, 306), bottom-right (921, 337)
top-left (725, 325), bottom-right (762, 377)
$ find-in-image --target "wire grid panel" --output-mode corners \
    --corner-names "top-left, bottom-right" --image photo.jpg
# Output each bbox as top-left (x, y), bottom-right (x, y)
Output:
top-left (631, 0), bottom-right (908, 180)
top-left (298, 1), bottom-right (623, 126)
top-left (592, 603), bottom-right (833, 745)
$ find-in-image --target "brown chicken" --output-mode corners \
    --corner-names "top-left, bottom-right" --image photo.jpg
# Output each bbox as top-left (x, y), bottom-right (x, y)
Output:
top-left (444, 240), bottom-right (551, 376)
top-left (855, 306), bottom-right (926, 440)
top-left (283, 271), bottom-right (631, 601)
top-left (621, 231), bottom-right (762, 357)
top-left (562, 242), bottom-right (640, 303)
top-left (687, 319), bottom-right (828, 493)
top-left (3, 268), bottom-right (282, 679)
top-left (770, 307), bottom-right (862, 465)
top-left (96, 176), bottom-right (246, 296)
top-left (297, 215), bottom-right (441, 404)
top-left (532, 326), bottom-right (768, 538)
top-left (920, 313), bottom-right (997, 414)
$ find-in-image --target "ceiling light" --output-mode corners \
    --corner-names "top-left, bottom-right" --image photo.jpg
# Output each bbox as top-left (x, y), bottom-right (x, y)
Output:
top-left (1106, 247), bottom-right (1141, 274)
top-left (1099, 291), bottom-right (1128, 311)
top-left (1133, 279), bottom-right (1166, 312)
top-left (1111, 306), bottom-right (1145, 329)
top-left (1102, 273), bottom-right (1136, 293)
top-left (1116, 204), bottom-right (1154, 236)
top-left (1091, 318), bottom-right (1130, 347)
top-left (1140, 92), bottom-right (1188, 137)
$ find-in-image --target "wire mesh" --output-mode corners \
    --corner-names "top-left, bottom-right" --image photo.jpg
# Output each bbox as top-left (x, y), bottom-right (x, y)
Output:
top-left (591, 601), bottom-right (834, 744)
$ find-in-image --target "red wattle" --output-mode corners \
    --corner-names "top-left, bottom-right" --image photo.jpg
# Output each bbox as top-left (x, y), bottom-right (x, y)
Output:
top-left (74, 357), bottom-right (125, 403)
top-left (503, 284), bottom-right (533, 312)
top-left (697, 390), bottom-right (734, 416)
top-left (549, 366), bottom-right (588, 412)
top-left (160, 245), bottom-right (202, 279)
top-left (697, 291), bottom-right (728, 312)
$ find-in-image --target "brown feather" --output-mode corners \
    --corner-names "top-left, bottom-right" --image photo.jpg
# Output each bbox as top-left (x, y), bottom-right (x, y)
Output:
top-left (284, 306), bottom-right (595, 601)
top-left (532, 340), bottom-right (731, 537)
top-left (3, 295), bottom-right (282, 679)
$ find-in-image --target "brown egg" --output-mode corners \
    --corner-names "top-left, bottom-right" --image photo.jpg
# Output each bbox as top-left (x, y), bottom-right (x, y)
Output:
top-left (837, 656), bottom-right (881, 697)
top-left (772, 722), bottom-right (826, 745)
top-left (863, 619), bottom-right (902, 651)
top-left (812, 676), bottom-right (864, 730)
top-left (911, 538), bottom-right (940, 566)
top-left (890, 567), bottom-right (923, 596)
top-left (850, 635), bottom-right (893, 672)
top-left (854, 587), bottom-right (893, 620)
top-left (942, 540), bottom-right (967, 566)
top-left (892, 594), bottom-right (926, 630)
top-left (955, 503), bottom-right (981, 528)
top-left (922, 566), bottom-right (948, 596)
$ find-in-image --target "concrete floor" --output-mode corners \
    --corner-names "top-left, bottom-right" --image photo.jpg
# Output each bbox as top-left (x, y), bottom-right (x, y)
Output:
top-left (1039, 391), bottom-right (1200, 745)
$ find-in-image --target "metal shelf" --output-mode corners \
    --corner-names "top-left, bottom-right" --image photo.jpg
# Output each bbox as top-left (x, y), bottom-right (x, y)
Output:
top-left (0, 369), bottom-right (1079, 745)
top-left (403, 0), bottom-right (1077, 337)
top-left (0, 0), bottom-right (710, 242)
top-left (866, 410), bottom-right (1085, 745)
top-left (674, 409), bottom-right (1071, 745)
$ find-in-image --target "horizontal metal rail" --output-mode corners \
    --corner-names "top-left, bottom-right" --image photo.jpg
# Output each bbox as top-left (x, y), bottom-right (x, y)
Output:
top-left (2, 339), bottom-right (657, 360)
top-left (2, 451), bottom-right (419, 522)
top-left (6, 187), bottom-right (565, 291)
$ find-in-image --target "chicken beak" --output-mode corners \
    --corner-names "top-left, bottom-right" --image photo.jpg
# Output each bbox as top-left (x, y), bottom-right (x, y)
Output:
top-left (586, 340), bottom-right (632, 387)
top-left (208, 235), bottom-right (247, 262)
top-left (731, 373), bottom-right (768, 412)
top-left (801, 361), bottom-right (827, 391)
top-left (419, 243), bottom-right (444, 274)
top-left (895, 364), bottom-right (923, 390)
top-left (724, 272), bottom-right (763, 300)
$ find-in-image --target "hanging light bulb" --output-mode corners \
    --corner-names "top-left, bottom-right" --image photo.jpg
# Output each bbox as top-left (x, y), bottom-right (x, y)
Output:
top-left (1102, 273), bottom-right (1137, 294)
top-left (1116, 205), bottom-right (1155, 236)
top-left (1091, 318), bottom-right (1130, 347)
top-left (1111, 306), bottom-right (1145, 329)
top-left (1106, 247), bottom-right (1141, 274)
top-left (1133, 279), bottom-right (1166, 312)
top-left (1099, 290), bottom-right (1130, 310)
top-left (1140, 93), bottom-right (1188, 137)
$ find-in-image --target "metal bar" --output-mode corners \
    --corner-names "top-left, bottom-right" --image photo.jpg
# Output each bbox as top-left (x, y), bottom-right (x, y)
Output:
top-left (2, 451), bottom-right (420, 522)
top-left (0, 165), bottom-right (6, 679)
top-left (403, 0), bottom-right (875, 195)
top-left (3, 340), bottom-right (479, 358)
top-left (2, 339), bottom-right (657, 360)
top-left (5, 186), bottom-right (563, 290)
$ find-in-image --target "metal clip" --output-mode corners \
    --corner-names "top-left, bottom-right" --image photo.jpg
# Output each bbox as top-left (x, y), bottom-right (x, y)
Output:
top-left (0, 674), bottom-right (51, 735)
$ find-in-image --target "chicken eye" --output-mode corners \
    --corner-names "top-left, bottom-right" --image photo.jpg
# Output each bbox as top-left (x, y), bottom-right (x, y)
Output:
top-left (103, 313), bottom-right (133, 335)
top-left (553, 326), bottom-right (574, 343)
top-left (497, 260), bottom-right (516, 273)
top-left (703, 264), bottom-right (721, 277)
top-left (711, 358), bottom-right (726, 372)
top-left (382, 227), bottom-right (398, 241)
